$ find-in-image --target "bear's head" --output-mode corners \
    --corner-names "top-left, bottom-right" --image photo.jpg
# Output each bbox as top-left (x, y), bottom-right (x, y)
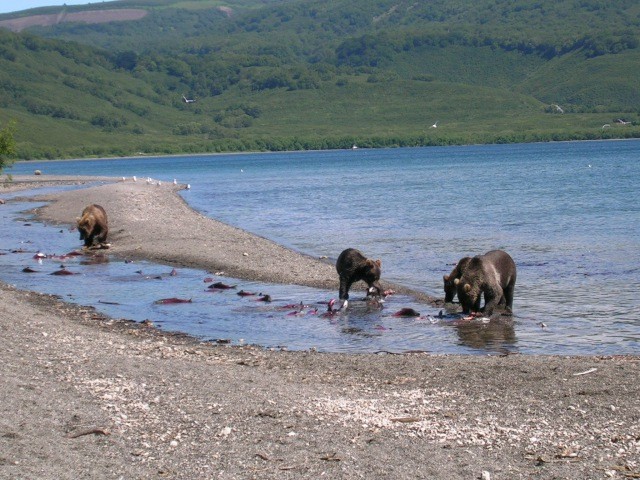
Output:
top-left (454, 278), bottom-right (480, 314)
top-left (77, 215), bottom-right (95, 242)
top-left (443, 274), bottom-right (456, 302)
top-left (364, 259), bottom-right (382, 296)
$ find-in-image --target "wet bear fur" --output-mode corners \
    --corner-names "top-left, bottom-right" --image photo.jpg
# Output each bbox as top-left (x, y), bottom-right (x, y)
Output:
top-left (443, 256), bottom-right (472, 303)
top-left (455, 250), bottom-right (516, 316)
top-left (336, 248), bottom-right (382, 302)
top-left (77, 204), bottom-right (108, 248)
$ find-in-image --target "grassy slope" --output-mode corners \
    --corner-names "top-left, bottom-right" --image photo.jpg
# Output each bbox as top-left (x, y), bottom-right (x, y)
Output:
top-left (1, 0), bottom-right (639, 159)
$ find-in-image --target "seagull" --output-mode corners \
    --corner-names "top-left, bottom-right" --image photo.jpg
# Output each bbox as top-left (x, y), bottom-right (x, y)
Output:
top-left (430, 121), bottom-right (438, 128)
top-left (182, 94), bottom-right (196, 104)
top-left (132, 176), bottom-right (137, 182)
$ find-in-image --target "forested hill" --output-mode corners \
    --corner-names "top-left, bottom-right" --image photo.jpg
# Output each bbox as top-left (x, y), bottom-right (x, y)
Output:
top-left (1, 0), bottom-right (639, 159)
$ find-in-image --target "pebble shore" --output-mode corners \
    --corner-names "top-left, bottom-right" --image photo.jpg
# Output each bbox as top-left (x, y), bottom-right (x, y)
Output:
top-left (0, 175), bottom-right (638, 479)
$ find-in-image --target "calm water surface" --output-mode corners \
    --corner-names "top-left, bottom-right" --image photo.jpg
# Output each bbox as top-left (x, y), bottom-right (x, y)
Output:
top-left (3, 141), bottom-right (639, 354)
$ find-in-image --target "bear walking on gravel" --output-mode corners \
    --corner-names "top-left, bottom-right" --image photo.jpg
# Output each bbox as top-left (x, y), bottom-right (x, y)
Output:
top-left (336, 248), bottom-right (383, 309)
top-left (443, 256), bottom-right (472, 303)
top-left (77, 204), bottom-right (108, 248)
top-left (454, 249), bottom-right (516, 316)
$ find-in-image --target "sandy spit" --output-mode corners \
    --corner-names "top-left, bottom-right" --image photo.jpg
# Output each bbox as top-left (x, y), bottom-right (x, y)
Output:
top-left (0, 176), bottom-right (638, 479)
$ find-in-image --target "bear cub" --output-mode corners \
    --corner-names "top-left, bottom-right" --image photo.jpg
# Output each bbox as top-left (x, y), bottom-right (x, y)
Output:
top-left (77, 204), bottom-right (109, 248)
top-left (443, 256), bottom-right (471, 303)
top-left (454, 249), bottom-right (516, 317)
top-left (336, 248), bottom-right (382, 309)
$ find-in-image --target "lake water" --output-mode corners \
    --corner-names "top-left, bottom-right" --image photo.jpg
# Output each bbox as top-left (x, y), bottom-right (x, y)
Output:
top-left (3, 141), bottom-right (639, 355)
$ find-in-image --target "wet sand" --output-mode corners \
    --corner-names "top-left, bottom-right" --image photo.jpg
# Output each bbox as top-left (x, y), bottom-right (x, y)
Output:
top-left (0, 175), bottom-right (638, 479)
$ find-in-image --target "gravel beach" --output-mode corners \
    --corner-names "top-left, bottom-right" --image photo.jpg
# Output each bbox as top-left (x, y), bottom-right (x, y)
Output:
top-left (1, 175), bottom-right (638, 479)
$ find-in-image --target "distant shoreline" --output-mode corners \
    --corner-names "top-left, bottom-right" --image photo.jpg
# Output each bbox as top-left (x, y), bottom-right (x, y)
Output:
top-left (9, 137), bottom-right (640, 164)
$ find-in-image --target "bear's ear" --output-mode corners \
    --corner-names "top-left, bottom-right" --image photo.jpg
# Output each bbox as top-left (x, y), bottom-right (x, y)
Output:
top-left (454, 278), bottom-right (460, 286)
top-left (374, 259), bottom-right (381, 268)
top-left (443, 274), bottom-right (450, 282)
top-left (464, 283), bottom-right (472, 293)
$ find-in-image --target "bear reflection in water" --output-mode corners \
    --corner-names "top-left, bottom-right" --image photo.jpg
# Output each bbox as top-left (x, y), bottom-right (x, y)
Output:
top-left (454, 315), bottom-right (517, 351)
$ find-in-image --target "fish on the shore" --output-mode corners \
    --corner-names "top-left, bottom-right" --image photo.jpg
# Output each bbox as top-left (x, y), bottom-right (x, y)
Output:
top-left (237, 290), bottom-right (257, 297)
top-left (50, 266), bottom-right (75, 276)
top-left (392, 307), bottom-right (421, 317)
top-left (279, 302), bottom-right (309, 310)
top-left (154, 297), bottom-right (193, 304)
top-left (320, 298), bottom-right (339, 318)
top-left (208, 282), bottom-right (237, 290)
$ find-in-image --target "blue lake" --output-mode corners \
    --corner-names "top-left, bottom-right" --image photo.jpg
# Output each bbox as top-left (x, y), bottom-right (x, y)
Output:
top-left (2, 141), bottom-right (639, 354)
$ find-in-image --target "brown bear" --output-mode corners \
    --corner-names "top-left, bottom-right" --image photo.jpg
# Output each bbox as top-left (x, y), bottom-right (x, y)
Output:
top-left (454, 249), bottom-right (516, 316)
top-left (336, 248), bottom-right (382, 309)
top-left (77, 204), bottom-right (108, 248)
top-left (443, 256), bottom-right (472, 303)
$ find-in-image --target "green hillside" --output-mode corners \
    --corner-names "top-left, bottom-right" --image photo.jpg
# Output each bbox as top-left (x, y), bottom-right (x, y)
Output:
top-left (0, 0), bottom-right (639, 159)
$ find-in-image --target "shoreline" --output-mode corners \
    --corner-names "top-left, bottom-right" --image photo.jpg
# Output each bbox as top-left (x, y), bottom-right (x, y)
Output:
top-left (25, 175), bottom-right (442, 305)
top-left (1, 176), bottom-right (638, 479)
top-left (8, 137), bottom-right (640, 163)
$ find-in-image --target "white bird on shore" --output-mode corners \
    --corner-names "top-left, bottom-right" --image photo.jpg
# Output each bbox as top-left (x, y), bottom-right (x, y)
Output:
top-left (157, 181), bottom-right (162, 186)
top-left (122, 176), bottom-right (126, 182)
top-left (430, 121), bottom-right (438, 128)
top-left (173, 179), bottom-right (177, 185)
top-left (132, 176), bottom-right (137, 182)
top-left (186, 184), bottom-right (191, 190)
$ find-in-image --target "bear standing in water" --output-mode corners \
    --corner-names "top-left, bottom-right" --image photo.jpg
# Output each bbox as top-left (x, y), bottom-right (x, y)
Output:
top-left (336, 248), bottom-right (383, 309)
top-left (454, 249), bottom-right (516, 317)
top-left (77, 204), bottom-right (108, 248)
top-left (443, 256), bottom-right (472, 303)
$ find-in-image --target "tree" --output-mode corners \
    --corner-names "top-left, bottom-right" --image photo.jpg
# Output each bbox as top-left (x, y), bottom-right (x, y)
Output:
top-left (0, 120), bottom-right (17, 175)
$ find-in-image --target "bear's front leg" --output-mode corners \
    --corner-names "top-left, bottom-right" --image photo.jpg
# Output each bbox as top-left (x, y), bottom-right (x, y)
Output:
top-left (482, 286), bottom-right (503, 317)
top-left (338, 277), bottom-right (352, 309)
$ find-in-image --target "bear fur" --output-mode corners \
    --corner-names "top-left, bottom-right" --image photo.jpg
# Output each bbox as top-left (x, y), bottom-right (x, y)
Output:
top-left (77, 204), bottom-right (108, 248)
top-left (443, 256), bottom-right (472, 303)
top-left (336, 248), bottom-right (382, 308)
top-left (454, 249), bottom-right (516, 316)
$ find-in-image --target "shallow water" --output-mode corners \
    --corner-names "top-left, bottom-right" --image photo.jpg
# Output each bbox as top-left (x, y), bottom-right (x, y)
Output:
top-left (4, 141), bottom-right (640, 354)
